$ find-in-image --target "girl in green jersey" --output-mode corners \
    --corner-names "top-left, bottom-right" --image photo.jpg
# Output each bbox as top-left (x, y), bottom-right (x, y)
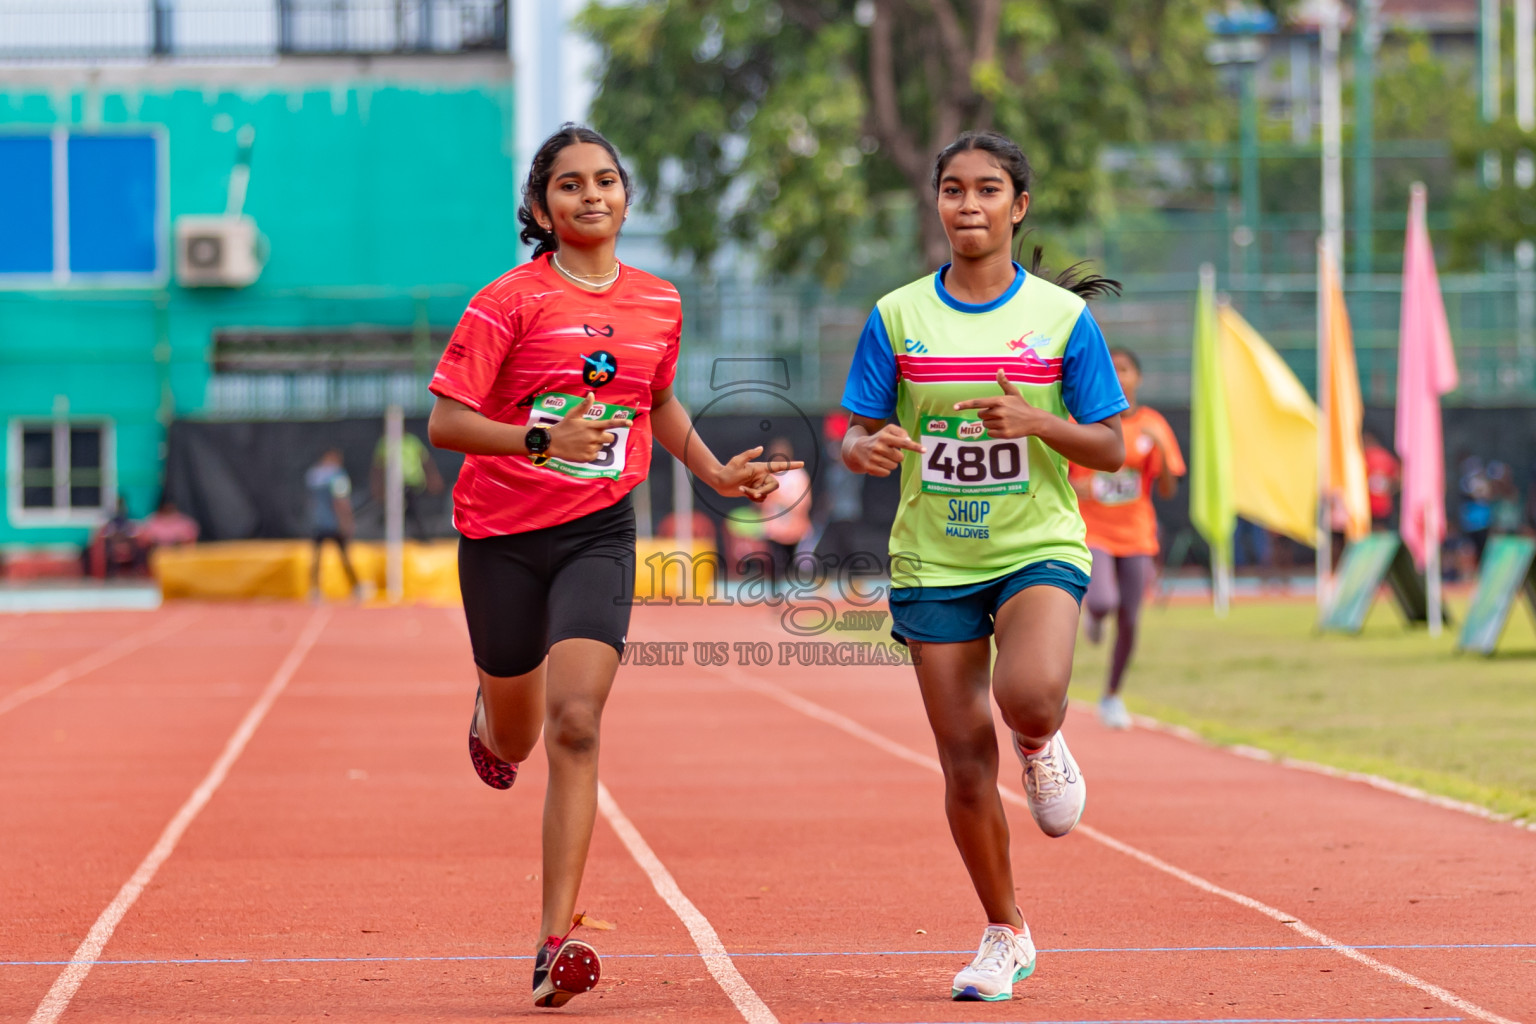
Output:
top-left (840, 131), bottom-right (1127, 1002)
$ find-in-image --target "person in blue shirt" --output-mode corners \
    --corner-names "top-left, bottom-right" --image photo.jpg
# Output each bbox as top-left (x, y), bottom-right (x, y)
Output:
top-left (306, 448), bottom-right (362, 599)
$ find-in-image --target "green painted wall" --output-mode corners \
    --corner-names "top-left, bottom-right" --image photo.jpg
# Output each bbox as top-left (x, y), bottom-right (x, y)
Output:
top-left (0, 78), bottom-right (517, 546)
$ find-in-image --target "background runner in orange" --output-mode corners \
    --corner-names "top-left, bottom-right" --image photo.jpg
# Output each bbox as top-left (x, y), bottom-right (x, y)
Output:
top-left (1070, 347), bottom-right (1185, 730)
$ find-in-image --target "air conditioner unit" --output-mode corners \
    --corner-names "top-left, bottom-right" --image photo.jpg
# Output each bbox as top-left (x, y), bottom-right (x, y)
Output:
top-left (175, 215), bottom-right (263, 287)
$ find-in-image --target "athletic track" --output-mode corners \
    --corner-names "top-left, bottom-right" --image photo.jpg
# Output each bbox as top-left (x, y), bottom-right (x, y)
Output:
top-left (2, 602), bottom-right (1531, 1023)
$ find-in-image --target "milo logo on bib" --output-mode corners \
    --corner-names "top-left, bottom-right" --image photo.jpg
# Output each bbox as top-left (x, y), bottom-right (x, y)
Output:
top-left (527, 391), bottom-right (636, 481)
top-left (918, 415), bottom-right (1029, 496)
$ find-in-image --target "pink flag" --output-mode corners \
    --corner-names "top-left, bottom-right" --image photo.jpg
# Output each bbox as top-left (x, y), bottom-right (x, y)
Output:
top-left (1395, 184), bottom-right (1459, 568)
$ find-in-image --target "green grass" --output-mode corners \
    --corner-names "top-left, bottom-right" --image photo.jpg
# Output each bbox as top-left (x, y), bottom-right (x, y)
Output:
top-left (1069, 593), bottom-right (1536, 824)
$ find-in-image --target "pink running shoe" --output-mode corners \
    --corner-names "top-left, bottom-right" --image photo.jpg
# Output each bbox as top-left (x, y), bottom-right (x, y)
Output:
top-left (531, 934), bottom-right (601, 1008)
top-left (468, 687), bottom-right (517, 790)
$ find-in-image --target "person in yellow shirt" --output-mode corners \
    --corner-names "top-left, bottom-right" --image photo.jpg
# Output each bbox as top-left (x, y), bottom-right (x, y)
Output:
top-left (372, 429), bottom-right (445, 540)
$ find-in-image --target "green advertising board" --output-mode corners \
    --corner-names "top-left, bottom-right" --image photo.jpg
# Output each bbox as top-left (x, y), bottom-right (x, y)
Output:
top-left (1320, 532), bottom-right (1448, 634)
top-left (1457, 536), bottom-right (1536, 656)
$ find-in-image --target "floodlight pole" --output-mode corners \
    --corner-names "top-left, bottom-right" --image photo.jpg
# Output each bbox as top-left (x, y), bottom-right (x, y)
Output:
top-left (1320, 0), bottom-right (1345, 270)
top-left (1352, 0), bottom-right (1379, 280)
top-left (1518, 0), bottom-right (1536, 367)
top-left (1482, 0), bottom-right (1502, 192)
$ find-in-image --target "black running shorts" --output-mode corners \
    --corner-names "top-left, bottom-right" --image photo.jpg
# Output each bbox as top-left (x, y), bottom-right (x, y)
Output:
top-left (457, 494), bottom-right (636, 677)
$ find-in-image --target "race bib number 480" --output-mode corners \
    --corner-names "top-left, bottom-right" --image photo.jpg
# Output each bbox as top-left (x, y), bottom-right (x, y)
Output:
top-left (527, 392), bottom-right (635, 481)
top-left (919, 416), bottom-right (1029, 496)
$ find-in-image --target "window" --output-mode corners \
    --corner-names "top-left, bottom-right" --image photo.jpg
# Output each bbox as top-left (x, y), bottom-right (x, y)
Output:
top-left (7, 419), bottom-right (115, 526)
top-left (0, 130), bottom-right (165, 286)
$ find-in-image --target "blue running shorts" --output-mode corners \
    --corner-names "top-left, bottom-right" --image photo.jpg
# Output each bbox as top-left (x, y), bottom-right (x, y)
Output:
top-left (888, 560), bottom-right (1090, 646)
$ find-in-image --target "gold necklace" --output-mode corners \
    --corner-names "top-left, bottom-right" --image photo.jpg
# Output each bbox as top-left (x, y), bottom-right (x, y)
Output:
top-left (553, 252), bottom-right (620, 286)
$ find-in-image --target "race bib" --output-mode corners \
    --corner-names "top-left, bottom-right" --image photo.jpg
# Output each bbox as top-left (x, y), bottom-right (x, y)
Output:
top-left (1091, 468), bottom-right (1141, 506)
top-left (919, 416), bottom-right (1029, 496)
top-left (527, 392), bottom-right (635, 481)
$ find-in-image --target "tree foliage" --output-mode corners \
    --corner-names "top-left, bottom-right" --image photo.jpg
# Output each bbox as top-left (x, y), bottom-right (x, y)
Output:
top-left (1451, 117), bottom-right (1536, 269)
top-left (580, 0), bottom-right (1286, 279)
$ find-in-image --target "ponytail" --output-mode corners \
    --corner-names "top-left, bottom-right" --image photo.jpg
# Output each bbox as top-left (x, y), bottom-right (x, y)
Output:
top-left (1021, 238), bottom-right (1122, 301)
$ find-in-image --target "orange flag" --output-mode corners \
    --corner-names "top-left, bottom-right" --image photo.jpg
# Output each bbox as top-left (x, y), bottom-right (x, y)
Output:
top-left (1320, 246), bottom-right (1371, 541)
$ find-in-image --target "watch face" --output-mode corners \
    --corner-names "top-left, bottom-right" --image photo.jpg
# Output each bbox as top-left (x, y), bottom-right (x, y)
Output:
top-left (527, 427), bottom-right (551, 454)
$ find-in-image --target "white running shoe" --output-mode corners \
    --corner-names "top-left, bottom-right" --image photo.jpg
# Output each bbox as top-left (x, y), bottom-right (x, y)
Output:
top-left (1012, 731), bottom-right (1087, 837)
top-left (1098, 695), bottom-right (1132, 730)
top-left (950, 921), bottom-right (1037, 1001)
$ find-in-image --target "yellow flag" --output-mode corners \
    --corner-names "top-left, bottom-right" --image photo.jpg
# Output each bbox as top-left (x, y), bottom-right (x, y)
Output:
top-left (1321, 249), bottom-right (1372, 541)
top-left (1217, 303), bottom-right (1319, 544)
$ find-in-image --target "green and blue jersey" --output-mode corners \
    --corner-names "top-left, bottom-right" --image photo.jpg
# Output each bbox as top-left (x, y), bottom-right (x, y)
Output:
top-left (841, 263), bottom-right (1128, 587)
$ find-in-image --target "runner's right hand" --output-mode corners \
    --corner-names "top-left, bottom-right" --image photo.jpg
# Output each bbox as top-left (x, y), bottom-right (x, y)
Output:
top-left (848, 423), bottom-right (925, 478)
top-left (546, 392), bottom-right (621, 462)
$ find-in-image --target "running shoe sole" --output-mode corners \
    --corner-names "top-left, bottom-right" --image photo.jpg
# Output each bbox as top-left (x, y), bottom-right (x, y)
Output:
top-left (468, 689), bottom-right (517, 790)
top-left (532, 939), bottom-right (601, 1007)
top-left (951, 960), bottom-right (1035, 1001)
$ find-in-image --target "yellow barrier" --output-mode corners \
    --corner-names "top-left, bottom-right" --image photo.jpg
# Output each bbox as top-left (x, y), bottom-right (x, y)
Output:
top-left (153, 538), bottom-right (718, 604)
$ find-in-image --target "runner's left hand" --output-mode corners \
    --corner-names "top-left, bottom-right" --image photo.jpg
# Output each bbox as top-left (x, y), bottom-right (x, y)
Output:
top-left (953, 370), bottom-right (1052, 439)
top-left (711, 446), bottom-right (804, 502)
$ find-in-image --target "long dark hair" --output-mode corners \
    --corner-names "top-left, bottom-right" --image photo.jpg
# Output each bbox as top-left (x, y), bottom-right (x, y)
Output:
top-left (517, 123), bottom-right (634, 259)
top-left (932, 130), bottom-right (1121, 301)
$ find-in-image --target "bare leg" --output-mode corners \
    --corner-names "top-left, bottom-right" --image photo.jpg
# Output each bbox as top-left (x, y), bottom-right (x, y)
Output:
top-left (910, 637), bottom-right (1023, 928)
top-left (475, 661), bottom-right (547, 765)
top-left (537, 637), bottom-right (619, 943)
top-left (992, 585), bottom-right (1081, 749)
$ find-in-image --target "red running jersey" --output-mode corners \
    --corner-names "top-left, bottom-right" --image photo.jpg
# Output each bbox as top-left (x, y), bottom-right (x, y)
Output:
top-left (429, 254), bottom-right (681, 538)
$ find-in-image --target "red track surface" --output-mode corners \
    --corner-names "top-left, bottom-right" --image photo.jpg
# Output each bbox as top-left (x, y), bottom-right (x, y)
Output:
top-left (1, 602), bottom-right (1531, 1023)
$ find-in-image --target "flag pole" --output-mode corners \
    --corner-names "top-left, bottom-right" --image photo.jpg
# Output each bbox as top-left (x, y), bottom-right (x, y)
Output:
top-left (1419, 500), bottom-right (1443, 635)
top-left (1316, 238), bottom-right (1333, 620)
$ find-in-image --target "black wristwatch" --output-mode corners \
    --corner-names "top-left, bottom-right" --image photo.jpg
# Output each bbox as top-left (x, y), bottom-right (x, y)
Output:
top-left (525, 425), bottom-right (552, 456)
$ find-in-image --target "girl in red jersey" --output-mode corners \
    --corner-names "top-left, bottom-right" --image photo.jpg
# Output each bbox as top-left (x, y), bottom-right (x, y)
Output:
top-left (427, 124), bottom-right (796, 1009)
top-left (1068, 347), bottom-right (1184, 730)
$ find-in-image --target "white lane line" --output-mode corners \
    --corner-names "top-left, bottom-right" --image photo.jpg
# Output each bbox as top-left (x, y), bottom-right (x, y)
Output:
top-left (0, 611), bottom-right (197, 719)
top-left (27, 606), bottom-right (331, 1024)
top-left (596, 781), bottom-right (780, 1024)
top-left (726, 671), bottom-right (1522, 1024)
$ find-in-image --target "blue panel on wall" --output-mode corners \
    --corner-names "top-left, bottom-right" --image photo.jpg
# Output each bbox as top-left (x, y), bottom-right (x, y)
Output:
top-left (0, 135), bottom-right (54, 275)
top-left (67, 134), bottom-right (159, 275)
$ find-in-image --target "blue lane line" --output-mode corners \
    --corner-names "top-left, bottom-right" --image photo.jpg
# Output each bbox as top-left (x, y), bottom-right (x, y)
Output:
top-left (814, 1019), bottom-right (1463, 1024)
top-left (0, 943), bottom-right (1530, 968)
